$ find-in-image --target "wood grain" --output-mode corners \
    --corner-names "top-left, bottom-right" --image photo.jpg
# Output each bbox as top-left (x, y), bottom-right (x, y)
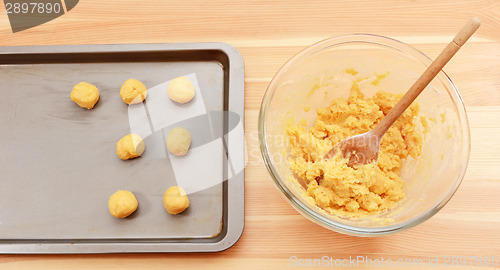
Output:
top-left (1, 0), bottom-right (499, 269)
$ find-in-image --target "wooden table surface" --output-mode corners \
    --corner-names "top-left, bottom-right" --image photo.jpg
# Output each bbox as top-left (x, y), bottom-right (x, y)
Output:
top-left (1, 1), bottom-right (499, 269)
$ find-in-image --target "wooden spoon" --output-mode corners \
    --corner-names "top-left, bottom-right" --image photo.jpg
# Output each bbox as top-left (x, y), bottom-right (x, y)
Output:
top-left (325, 17), bottom-right (481, 167)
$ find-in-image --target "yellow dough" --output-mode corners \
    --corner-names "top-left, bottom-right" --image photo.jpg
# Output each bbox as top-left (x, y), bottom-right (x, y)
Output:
top-left (287, 78), bottom-right (423, 218)
top-left (166, 127), bottom-right (191, 156)
top-left (116, 134), bottom-right (145, 160)
top-left (120, 79), bottom-right (148, 104)
top-left (167, 76), bottom-right (195, 104)
top-left (108, 190), bottom-right (138, 218)
top-left (70, 82), bottom-right (99, 109)
top-left (163, 186), bottom-right (189, 215)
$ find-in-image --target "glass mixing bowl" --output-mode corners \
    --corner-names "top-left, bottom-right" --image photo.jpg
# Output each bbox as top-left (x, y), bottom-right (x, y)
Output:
top-left (258, 34), bottom-right (470, 236)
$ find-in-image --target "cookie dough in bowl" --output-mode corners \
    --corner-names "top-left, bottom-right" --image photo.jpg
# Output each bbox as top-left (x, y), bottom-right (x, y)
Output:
top-left (259, 34), bottom-right (470, 236)
top-left (287, 80), bottom-right (422, 218)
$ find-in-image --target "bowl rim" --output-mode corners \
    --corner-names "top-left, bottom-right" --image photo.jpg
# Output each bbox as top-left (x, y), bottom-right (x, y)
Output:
top-left (258, 33), bottom-right (471, 236)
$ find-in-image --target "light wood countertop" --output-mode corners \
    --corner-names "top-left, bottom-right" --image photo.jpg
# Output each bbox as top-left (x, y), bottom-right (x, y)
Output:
top-left (1, 1), bottom-right (499, 269)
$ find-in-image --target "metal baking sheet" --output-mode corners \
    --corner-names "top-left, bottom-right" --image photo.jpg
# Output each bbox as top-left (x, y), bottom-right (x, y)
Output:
top-left (0, 43), bottom-right (245, 253)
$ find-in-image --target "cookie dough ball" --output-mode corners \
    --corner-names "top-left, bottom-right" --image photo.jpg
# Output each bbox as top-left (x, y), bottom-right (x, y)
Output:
top-left (166, 127), bottom-right (191, 156)
top-left (108, 190), bottom-right (138, 218)
top-left (116, 134), bottom-right (145, 160)
top-left (120, 79), bottom-right (148, 104)
top-left (163, 186), bottom-right (189, 215)
top-left (167, 76), bottom-right (195, 104)
top-left (70, 82), bottom-right (99, 109)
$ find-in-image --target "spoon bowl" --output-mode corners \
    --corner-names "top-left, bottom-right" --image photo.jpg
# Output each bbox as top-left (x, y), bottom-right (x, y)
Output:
top-left (326, 131), bottom-right (381, 167)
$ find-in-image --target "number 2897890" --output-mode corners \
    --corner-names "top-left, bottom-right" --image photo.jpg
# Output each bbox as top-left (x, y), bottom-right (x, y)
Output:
top-left (5, 2), bottom-right (63, 14)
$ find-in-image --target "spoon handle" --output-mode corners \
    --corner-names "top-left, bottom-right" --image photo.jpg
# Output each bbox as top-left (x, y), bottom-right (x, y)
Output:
top-left (372, 17), bottom-right (481, 137)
